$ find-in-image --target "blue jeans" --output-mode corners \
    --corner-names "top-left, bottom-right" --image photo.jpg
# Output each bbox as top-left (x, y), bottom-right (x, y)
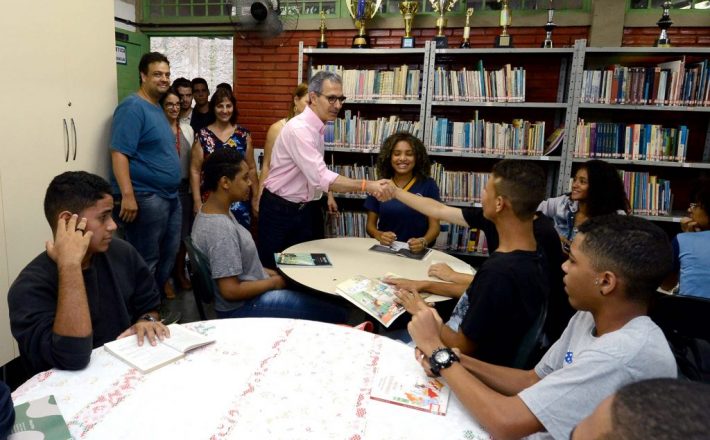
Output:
top-left (216, 289), bottom-right (349, 323)
top-left (114, 192), bottom-right (181, 295)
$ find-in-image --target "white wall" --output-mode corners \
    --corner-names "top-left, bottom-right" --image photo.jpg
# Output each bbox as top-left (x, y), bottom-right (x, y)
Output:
top-left (115, 0), bottom-right (136, 32)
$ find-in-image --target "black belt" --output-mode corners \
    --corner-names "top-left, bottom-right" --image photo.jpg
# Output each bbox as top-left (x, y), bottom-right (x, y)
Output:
top-left (262, 188), bottom-right (312, 211)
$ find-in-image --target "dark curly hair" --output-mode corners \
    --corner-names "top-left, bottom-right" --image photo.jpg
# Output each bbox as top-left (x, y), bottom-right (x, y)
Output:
top-left (690, 173), bottom-right (710, 213)
top-left (578, 160), bottom-right (630, 217)
top-left (376, 132), bottom-right (431, 181)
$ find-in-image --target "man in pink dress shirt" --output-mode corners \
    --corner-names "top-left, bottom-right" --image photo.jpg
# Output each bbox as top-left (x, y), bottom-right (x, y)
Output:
top-left (258, 71), bottom-right (389, 268)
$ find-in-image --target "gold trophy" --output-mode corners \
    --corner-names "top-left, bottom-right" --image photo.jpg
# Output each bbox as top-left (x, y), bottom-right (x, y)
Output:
top-left (317, 10), bottom-right (328, 48)
top-left (399, 0), bottom-right (418, 48)
top-left (460, 7), bottom-right (473, 48)
top-left (430, 0), bottom-right (458, 48)
top-left (495, 0), bottom-right (513, 48)
top-left (346, 0), bottom-right (383, 48)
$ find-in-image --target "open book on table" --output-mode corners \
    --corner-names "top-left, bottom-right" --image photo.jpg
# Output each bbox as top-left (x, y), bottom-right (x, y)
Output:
top-left (335, 273), bottom-right (410, 327)
top-left (9, 395), bottom-right (71, 440)
top-left (274, 252), bottom-right (332, 267)
top-left (370, 372), bottom-right (451, 416)
top-left (369, 241), bottom-right (433, 261)
top-left (104, 324), bottom-right (215, 373)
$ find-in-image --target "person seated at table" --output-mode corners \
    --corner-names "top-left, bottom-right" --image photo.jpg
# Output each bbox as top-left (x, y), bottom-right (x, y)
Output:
top-left (0, 380), bottom-right (14, 438)
top-left (8, 172), bottom-right (167, 375)
top-left (404, 215), bottom-right (677, 440)
top-left (191, 148), bottom-right (349, 321)
top-left (389, 207), bottom-right (570, 344)
top-left (386, 160), bottom-right (551, 365)
top-left (537, 159), bottom-right (629, 253)
top-left (572, 378), bottom-right (710, 440)
top-left (365, 132), bottom-right (440, 253)
top-left (662, 176), bottom-right (710, 298)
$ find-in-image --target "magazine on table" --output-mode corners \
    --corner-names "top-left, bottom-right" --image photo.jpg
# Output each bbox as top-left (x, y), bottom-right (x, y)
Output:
top-left (104, 324), bottom-right (215, 373)
top-left (369, 241), bottom-right (433, 261)
top-left (274, 252), bottom-right (333, 267)
top-left (335, 273), bottom-right (409, 327)
top-left (9, 395), bottom-right (71, 440)
top-left (370, 372), bottom-right (451, 416)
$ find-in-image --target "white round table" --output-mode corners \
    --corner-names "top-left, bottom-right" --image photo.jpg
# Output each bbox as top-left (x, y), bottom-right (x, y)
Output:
top-left (279, 237), bottom-right (474, 303)
top-left (11, 319), bottom-right (489, 439)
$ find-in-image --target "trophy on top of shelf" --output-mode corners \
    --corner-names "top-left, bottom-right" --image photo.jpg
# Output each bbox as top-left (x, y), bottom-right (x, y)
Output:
top-left (542, 0), bottom-right (556, 48)
top-left (460, 7), bottom-right (473, 48)
top-left (495, 0), bottom-right (513, 48)
top-left (345, 0), bottom-right (383, 48)
top-left (317, 10), bottom-right (328, 48)
top-left (430, 0), bottom-right (458, 49)
top-left (655, 0), bottom-right (673, 48)
top-left (399, 0), bottom-right (418, 48)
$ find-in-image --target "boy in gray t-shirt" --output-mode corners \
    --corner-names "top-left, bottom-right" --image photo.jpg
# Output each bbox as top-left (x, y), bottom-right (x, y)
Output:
top-left (190, 148), bottom-right (348, 322)
top-left (403, 215), bottom-right (677, 440)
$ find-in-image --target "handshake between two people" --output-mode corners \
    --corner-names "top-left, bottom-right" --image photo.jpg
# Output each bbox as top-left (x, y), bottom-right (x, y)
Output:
top-left (365, 179), bottom-right (398, 202)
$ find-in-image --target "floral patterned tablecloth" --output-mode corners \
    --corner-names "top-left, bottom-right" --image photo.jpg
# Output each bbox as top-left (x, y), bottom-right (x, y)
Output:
top-left (12, 318), bottom-right (490, 440)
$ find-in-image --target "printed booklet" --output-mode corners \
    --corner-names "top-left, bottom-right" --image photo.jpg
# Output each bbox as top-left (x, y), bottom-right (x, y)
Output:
top-left (104, 324), bottom-right (215, 373)
top-left (369, 241), bottom-right (433, 261)
top-left (335, 274), bottom-right (407, 327)
top-left (9, 395), bottom-right (71, 440)
top-left (370, 372), bottom-right (451, 416)
top-left (274, 252), bottom-right (333, 267)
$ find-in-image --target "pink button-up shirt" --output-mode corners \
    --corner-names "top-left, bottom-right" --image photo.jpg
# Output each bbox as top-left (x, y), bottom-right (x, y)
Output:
top-left (264, 106), bottom-right (339, 203)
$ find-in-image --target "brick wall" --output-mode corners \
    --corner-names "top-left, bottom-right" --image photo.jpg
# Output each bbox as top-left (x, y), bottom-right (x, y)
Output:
top-left (622, 27), bottom-right (710, 47)
top-left (235, 26), bottom-right (589, 147)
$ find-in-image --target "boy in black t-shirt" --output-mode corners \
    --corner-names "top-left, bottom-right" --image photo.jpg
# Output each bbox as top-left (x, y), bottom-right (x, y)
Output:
top-left (387, 160), bottom-right (551, 367)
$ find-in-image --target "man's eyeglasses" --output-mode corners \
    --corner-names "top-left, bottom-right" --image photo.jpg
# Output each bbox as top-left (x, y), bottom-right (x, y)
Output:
top-left (689, 202), bottom-right (698, 210)
top-left (316, 92), bottom-right (347, 105)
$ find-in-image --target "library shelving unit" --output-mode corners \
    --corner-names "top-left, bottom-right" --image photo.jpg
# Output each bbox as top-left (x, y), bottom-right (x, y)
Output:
top-left (297, 39), bottom-right (710, 247)
top-left (563, 45), bottom-right (710, 224)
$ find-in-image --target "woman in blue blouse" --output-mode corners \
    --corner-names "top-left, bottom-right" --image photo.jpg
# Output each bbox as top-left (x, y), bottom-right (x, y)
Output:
top-left (364, 132), bottom-right (440, 253)
top-left (537, 159), bottom-right (628, 253)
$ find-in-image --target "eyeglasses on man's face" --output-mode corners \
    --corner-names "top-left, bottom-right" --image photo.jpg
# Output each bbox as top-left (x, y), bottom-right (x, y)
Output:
top-left (316, 92), bottom-right (347, 105)
top-left (689, 202), bottom-right (698, 211)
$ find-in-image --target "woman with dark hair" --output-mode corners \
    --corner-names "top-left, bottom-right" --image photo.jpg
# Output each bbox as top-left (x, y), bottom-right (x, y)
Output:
top-left (662, 176), bottom-right (710, 298)
top-left (538, 159), bottom-right (629, 252)
top-left (364, 132), bottom-right (440, 253)
top-left (189, 87), bottom-right (258, 228)
top-left (160, 87), bottom-right (194, 294)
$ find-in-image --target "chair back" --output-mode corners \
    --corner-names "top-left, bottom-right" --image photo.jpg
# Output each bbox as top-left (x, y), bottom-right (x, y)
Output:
top-left (183, 237), bottom-right (216, 321)
top-left (512, 301), bottom-right (548, 369)
top-left (650, 292), bottom-right (710, 382)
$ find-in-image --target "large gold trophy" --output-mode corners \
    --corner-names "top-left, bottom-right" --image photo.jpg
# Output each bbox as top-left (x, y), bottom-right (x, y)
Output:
top-left (399, 0), bottom-right (418, 48)
top-left (346, 0), bottom-right (383, 48)
top-left (430, 0), bottom-right (458, 48)
top-left (495, 0), bottom-right (513, 47)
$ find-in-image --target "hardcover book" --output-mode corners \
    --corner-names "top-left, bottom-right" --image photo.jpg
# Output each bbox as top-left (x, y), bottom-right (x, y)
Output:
top-left (275, 252), bottom-right (332, 267)
top-left (104, 324), bottom-right (215, 373)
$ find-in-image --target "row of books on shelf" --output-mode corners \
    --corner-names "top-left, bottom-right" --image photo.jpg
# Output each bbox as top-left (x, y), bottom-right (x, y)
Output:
top-left (431, 163), bottom-right (489, 204)
top-left (325, 211), bottom-right (368, 238)
top-left (619, 171), bottom-right (673, 216)
top-left (580, 58), bottom-right (710, 106)
top-left (313, 64), bottom-right (421, 100)
top-left (433, 222), bottom-right (489, 255)
top-left (424, 115), bottom-right (552, 156)
top-left (432, 64), bottom-right (526, 103)
top-left (573, 120), bottom-right (689, 162)
top-left (324, 111), bottom-right (423, 151)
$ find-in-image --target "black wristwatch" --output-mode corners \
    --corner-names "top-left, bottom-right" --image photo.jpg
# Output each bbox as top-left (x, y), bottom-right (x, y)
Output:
top-left (139, 314), bottom-right (158, 323)
top-left (429, 347), bottom-right (460, 377)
